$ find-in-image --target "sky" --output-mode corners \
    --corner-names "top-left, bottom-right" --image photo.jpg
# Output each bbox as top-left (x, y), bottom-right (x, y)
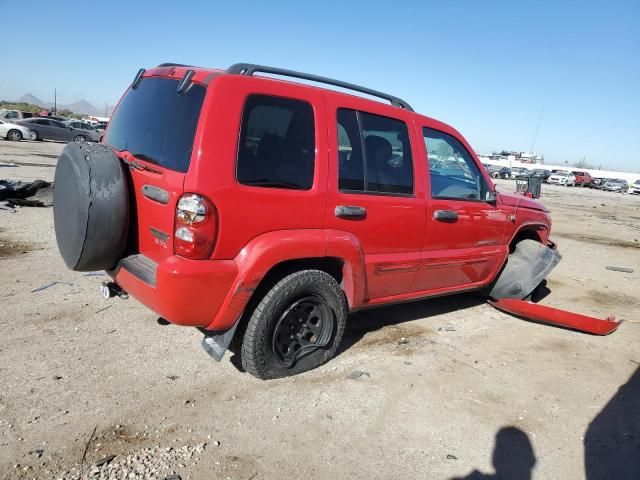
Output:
top-left (2, 0), bottom-right (638, 171)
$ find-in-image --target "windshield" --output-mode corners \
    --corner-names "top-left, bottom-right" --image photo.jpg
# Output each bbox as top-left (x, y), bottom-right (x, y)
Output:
top-left (105, 77), bottom-right (206, 173)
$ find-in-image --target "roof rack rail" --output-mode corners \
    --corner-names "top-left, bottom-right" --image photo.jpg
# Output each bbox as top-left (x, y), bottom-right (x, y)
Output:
top-left (226, 63), bottom-right (414, 112)
top-left (157, 63), bottom-right (193, 68)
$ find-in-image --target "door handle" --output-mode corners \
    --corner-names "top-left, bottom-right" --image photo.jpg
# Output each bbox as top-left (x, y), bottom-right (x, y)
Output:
top-left (335, 205), bottom-right (366, 220)
top-left (433, 210), bottom-right (458, 222)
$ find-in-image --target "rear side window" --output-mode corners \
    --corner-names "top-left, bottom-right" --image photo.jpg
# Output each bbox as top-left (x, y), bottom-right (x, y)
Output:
top-left (337, 109), bottom-right (413, 195)
top-left (237, 95), bottom-right (315, 190)
top-left (105, 77), bottom-right (206, 173)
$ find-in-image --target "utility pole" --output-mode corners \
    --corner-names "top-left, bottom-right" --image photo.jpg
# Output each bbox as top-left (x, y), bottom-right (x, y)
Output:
top-left (53, 88), bottom-right (57, 115)
top-left (530, 106), bottom-right (544, 153)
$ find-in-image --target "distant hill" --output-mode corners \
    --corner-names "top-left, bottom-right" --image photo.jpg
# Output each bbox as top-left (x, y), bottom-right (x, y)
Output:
top-left (12, 93), bottom-right (106, 116)
top-left (18, 93), bottom-right (46, 106)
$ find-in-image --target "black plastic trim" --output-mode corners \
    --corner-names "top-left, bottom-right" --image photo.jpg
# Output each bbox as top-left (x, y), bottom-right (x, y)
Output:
top-left (132, 68), bottom-right (145, 89)
top-left (227, 63), bottom-right (414, 111)
top-left (157, 63), bottom-right (193, 68)
top-left (119, 254), bottom-right (158, 287)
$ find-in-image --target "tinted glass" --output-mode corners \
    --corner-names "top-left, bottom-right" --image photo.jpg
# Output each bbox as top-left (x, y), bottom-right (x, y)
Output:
top-left (424, 127), bottom-right (483, 200)
top-left (237, 95), bottom-right (315, 190)
top-left (105, 77), bottom-right (206, 173)
top-left (361, 112), bottom-right (413, 194)
top-left (337, 109), bottom-right (364, 191)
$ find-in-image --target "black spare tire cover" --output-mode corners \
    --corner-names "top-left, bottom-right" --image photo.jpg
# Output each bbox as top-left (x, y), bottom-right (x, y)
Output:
top-left (54, 142), bottom-right (129, 271)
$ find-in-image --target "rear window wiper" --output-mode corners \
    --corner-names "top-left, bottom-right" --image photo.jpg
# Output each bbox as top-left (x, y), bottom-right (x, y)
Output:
top-left (121, 155), bottom-right (163, 174)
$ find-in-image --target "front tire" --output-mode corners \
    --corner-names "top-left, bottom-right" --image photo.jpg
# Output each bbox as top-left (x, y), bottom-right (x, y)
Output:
top-left (74, 135), bottom-right (87, 143)
top-left (240, 270), bottom-right (347, 380)
top-left (7, 129), bottom-right (23, 141)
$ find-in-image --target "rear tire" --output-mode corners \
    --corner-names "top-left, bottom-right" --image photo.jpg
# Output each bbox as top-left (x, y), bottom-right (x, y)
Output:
top-left (74, 135), bottom-right (87, 143)
top-left (7, 129), bottom-right (23, 141)
top-left (240, 270), bottom-right (347, 380)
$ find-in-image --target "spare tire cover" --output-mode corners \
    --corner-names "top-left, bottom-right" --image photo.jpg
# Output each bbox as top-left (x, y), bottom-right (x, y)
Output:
top-left (54, 142), bottom-right (129, 271)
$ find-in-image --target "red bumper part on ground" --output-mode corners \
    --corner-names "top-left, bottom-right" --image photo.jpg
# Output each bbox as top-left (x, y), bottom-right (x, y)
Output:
top-left (488, 298), bottom-right (621, 335)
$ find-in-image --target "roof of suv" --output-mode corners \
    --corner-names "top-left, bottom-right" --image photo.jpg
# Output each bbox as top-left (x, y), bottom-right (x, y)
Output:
top-left (141, 62), bottom-right (465, 142)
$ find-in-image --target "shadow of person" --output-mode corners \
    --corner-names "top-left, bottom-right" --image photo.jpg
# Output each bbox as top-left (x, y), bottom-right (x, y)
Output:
top-left (585, 366), bottom-right (640, 480)
top-left (451, 427), bottom-right (536, 480)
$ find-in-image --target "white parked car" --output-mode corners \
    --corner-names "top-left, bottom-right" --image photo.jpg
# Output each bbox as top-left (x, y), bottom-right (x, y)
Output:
top-left (0, 119), bottom-right (36, 141)
top-left (548, 171), bottom-right (576, 186)
top-left (629, 180), bottom-right (640, 195)
top-left (510, 167), bottom-right (530, 179)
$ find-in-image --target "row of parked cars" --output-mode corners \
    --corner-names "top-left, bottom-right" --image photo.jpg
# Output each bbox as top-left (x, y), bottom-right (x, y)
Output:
top-left (482, 163), bottom-right (639, 194)
top-left (0, 111), bottom-right (107, 144)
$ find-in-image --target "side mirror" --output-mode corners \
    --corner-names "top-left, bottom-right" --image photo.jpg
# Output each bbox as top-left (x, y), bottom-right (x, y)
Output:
top-left (485, 189), bottom-right (497, 203)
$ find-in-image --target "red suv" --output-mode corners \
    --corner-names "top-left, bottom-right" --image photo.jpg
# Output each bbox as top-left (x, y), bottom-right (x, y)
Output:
top-left (572, 171), bottom-right (592, 187)
top-left (53, 63), bottom-right (556, 379)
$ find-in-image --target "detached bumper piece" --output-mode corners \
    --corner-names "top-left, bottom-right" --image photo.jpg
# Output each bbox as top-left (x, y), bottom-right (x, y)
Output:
top-left (490, 239), bottom-right (561, 300)
top-left (488, 298), bottom-right (621, 336)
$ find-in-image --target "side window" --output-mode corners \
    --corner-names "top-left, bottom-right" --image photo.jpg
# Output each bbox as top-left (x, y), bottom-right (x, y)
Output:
top-left (35, 119), bottom-right (49, 125)
top-left (336, 109), bottom-right (413, 195)
top-left (423, 127), bottom-right (484, 200)
top-left (237, 94), bottom-right (315, 190)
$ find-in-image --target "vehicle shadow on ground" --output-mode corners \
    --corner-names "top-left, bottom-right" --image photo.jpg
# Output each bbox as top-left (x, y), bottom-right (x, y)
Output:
top-left (449, 426), bottom-right (536, 480)
top-left (584, 366), bottom-right (640, 480)
top-left (336, 293), bottom-right (485, 356)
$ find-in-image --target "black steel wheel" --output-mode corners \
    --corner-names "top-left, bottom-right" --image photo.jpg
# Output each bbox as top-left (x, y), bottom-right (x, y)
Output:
top-left (272, 295), bottom-right (334, 368)
top-left (240, 270), bottom-right (347, 379)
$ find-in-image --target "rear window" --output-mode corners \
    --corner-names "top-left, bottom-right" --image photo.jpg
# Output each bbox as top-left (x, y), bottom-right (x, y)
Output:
top-left (105, 77), bottom-right (206, 173)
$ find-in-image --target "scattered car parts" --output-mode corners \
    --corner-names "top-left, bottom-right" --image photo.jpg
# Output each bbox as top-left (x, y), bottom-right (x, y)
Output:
top-left (488, 298), bottom-right (621, 336)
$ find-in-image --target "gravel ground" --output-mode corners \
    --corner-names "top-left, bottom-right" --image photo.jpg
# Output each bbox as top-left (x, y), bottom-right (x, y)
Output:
top-left (0, 140), bottom-right (639, 480)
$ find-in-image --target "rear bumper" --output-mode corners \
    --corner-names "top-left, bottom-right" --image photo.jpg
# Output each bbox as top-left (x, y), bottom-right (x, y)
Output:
top-left (114, 254), bottom-right (238, 327)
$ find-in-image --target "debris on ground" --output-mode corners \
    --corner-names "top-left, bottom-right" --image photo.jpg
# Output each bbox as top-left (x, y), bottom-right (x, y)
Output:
top-left (0, 179), bottom-right (53, 207)
top-left (55, 444), bottom-right (206, 480)
top-left (605, 265), bottom-right (634, 273)
top-left (31, 281), bottom-right (75, 293)
top-left (346, 370), bottom-right (370, 380)
top-left (0, 201), bottom-right (16, 213)
top-left (438, 324), bottom-right (456, 332)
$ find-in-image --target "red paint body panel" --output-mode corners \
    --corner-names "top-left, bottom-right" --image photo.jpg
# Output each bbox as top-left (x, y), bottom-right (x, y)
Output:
top-left (106, 65), bottom-right (558, 332)
top-left (115, 257), bottom-right (237, 327)
top-left (488, 299), bottom-right (621, 335)
top-left (323, 94), bottom-right (427, 299)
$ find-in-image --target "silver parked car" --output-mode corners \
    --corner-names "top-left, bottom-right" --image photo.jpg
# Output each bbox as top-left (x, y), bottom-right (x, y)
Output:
top-left (17, 118), bottom-right (95, 143)
top-left (0, 119), bottom-right (36, 141)
top-left (602, 179), bottom-right (629, 193)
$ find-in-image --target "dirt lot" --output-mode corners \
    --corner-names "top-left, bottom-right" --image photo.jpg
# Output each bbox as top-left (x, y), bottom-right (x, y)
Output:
top-left (1, 140), bottom-right (639, 480)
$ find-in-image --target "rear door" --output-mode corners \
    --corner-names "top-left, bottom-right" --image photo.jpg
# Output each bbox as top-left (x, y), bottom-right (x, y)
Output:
top-left (324, 96), bottom-right (426, 300)
top-left (104, 74), bottom-right (207, 263)
top-left (51, 120), bottom-right (70, 141)
top-left (32, 119), bottom-right (52, 139)
top-left (413, 125), bottom-right (509, 292)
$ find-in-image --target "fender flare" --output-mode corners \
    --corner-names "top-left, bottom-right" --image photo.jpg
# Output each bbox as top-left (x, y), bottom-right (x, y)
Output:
top-left (205, 229), bottom-right (366, 331)
top-left (507, 222), bottom-right (550, 247)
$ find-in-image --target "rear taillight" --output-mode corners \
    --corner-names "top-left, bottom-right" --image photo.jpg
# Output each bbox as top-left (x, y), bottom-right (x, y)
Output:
top-left (174, 194), bottom-right (217, 259)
